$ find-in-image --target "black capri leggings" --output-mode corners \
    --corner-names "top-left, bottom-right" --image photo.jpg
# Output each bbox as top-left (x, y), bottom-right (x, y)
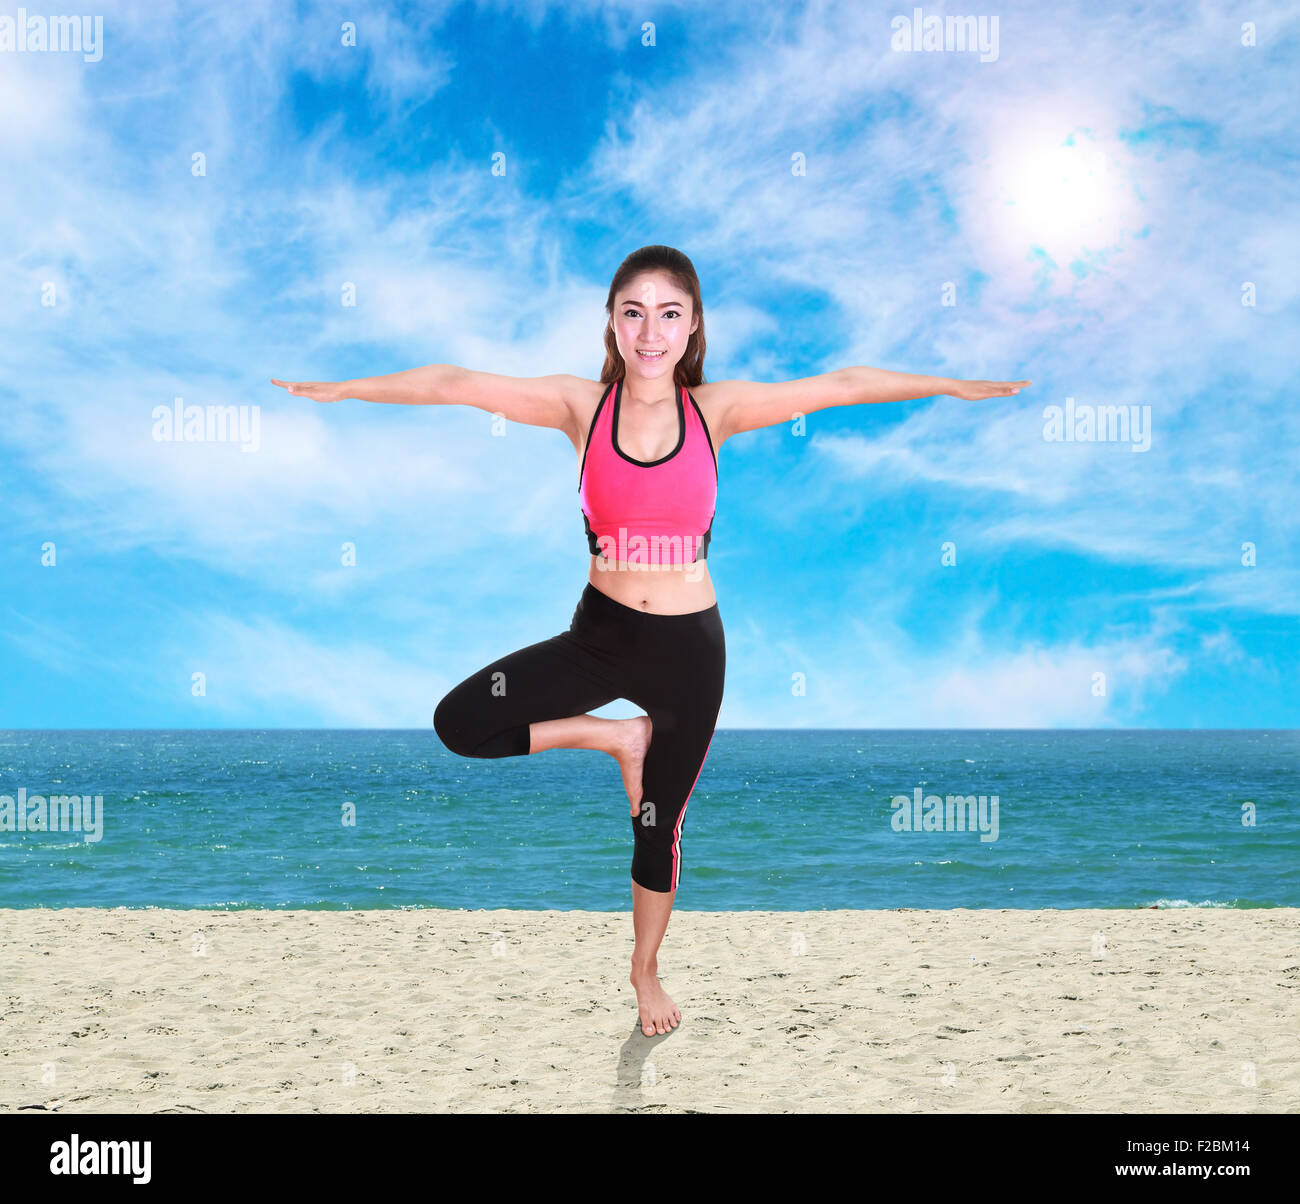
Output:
top-left (433, 582), bottom-right (725, 893)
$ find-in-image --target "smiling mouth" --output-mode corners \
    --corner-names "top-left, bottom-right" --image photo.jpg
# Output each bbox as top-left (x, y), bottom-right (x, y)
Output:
top-left (636, 349), bottom-right (665, 359)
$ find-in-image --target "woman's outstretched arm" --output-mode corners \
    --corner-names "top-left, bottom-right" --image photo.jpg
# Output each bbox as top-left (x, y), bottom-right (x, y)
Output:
top-left (269, 366), bottom-right (583, 438)
top-left (708, 367), bottom-right (1031, 443)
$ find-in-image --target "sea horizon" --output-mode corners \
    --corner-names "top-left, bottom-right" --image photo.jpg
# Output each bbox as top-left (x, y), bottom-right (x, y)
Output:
top-left (2, 728), bottom-right (1295, 911)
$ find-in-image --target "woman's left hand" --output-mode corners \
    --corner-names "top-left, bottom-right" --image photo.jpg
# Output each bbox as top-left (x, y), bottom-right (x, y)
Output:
top-left (950, 378), bottom-right (1032, 401)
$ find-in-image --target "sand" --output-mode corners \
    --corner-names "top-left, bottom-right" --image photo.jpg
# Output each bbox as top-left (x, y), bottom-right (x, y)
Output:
top-left (2, 907), bottom-right (1296, 1113)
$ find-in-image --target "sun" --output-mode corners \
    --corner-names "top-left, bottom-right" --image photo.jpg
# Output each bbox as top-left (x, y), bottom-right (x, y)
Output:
top-left (982, 124), bottom-right (1139, 273)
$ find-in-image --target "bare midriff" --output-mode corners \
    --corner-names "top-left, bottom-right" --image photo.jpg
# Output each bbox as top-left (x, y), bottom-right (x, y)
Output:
top-left (586, 554), bottom-right (717, 614)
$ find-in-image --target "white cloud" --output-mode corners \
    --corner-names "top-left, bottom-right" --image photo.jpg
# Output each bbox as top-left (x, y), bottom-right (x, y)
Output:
top-left (165, 611), bottom-right (441, 726)
top-left (721, 593), bottom-right (1188, 728)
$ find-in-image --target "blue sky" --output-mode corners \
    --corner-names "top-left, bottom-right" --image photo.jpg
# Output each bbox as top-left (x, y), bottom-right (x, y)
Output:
top-left (2, 0), bottom-right (1297, 729)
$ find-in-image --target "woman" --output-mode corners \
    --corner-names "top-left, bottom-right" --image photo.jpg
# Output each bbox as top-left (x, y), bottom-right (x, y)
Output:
top-left (272, 244), bottom-right (1030, 1038)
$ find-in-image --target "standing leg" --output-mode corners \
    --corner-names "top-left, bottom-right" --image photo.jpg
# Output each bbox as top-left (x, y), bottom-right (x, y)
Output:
top-left (630, 879), bottom-right (680, 1035)
top-left (624, 615), bottom-right (725, 1036)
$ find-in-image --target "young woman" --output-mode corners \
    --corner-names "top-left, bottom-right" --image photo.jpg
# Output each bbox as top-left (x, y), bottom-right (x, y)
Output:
top-left (272, 244), bottom-right (1030, 1038)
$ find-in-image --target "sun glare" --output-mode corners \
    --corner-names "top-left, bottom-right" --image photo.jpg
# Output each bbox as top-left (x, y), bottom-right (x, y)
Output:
top-left (984, 126), bottom-right (1137, 272)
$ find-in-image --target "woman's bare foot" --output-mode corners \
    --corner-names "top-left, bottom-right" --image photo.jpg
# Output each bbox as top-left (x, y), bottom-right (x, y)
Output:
top-left (610, 715), bottom-right (653, 816)
top-left (630, 961), bottom-right (681, 1036)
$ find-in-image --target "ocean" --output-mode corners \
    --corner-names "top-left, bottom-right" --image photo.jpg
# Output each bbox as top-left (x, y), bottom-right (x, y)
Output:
top-left (1, 729), bottom-right (1295, 910)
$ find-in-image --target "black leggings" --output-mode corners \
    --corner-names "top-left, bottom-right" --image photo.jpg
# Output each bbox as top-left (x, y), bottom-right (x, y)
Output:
top-left (433, 582), bottom-right (725, 893)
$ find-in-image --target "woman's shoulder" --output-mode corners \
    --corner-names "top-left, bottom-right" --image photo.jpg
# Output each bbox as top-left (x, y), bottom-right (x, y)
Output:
top-left (563, 377), bottom-right (616, 457)
top-left (686, 379), bottom-right (723, 411)
top-left (685, 380), bottom-right (733, 444)
top-left (567, 376), bottom-right (614, 430)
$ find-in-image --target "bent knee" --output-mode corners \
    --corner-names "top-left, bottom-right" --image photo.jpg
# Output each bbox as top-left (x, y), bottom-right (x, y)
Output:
top-left (434, 688), bottom-right (528, 759)
top-left (433, 691), bottom-right (478, 758)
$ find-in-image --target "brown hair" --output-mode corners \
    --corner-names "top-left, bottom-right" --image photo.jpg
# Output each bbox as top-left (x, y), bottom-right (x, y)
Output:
top-left (600, 245), bottom-right (707, 388)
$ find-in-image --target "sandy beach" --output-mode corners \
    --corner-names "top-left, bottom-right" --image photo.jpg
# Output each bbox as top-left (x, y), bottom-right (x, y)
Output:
top-left (2, 907), bottom-right (1296, 1113)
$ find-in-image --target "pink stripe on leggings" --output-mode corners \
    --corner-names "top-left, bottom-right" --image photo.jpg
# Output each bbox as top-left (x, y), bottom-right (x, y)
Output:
top-left (670, 732), bottom-right (715, 891)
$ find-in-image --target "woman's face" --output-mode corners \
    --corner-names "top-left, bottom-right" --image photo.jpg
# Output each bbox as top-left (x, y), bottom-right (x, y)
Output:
top-left (610, 270), bottom-right (698, 383)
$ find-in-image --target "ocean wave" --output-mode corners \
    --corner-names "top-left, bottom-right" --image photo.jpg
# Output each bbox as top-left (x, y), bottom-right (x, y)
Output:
top-left (1143, 897), bottom-right (1238, 909)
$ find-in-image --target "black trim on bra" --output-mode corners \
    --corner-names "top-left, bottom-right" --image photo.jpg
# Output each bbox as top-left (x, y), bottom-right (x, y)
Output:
top-left (583, 509), bottom-right (602, 556)
top-left (696, 519), bottom-right (712, 560)
top-left (577, 380), bottom-right (615, 491)
top-left (685, 389), bottom-right (719, 481)
top-left (612, 378), bottom-right (686, 467)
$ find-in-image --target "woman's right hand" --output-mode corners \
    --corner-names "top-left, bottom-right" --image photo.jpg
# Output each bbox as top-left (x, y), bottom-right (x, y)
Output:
top-left (270, 378), bottom-right (351, 403)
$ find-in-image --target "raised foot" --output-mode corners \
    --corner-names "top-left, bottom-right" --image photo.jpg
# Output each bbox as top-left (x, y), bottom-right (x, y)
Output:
top-left (611, 714), bottom-right (653, 817)
top-left (630, 965), bottom-right (681, 1037)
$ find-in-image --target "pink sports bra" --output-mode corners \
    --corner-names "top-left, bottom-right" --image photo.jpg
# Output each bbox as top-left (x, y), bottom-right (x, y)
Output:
top-left (579, 377), bottom-right (718, 566)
